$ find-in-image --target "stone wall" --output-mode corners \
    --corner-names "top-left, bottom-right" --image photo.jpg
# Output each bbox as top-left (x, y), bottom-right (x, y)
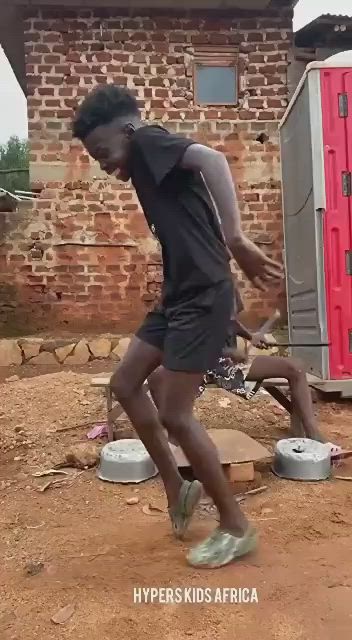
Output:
top-left (0, 335), bottom-right (130, 367)
top-left (0, 6), bottom-right (292, 335)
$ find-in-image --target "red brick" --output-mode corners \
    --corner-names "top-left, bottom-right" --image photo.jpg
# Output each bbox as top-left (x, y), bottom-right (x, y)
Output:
top-left (113, 31), bottom-right (129, 43)
top-left (24, 31), bottom-right (40, 42)
top-left (94, 51), bottom-right (112, 62)
top-left (266, 75), bottom-right (284, 85)
top-left (247, 75), bottom-right (265, 87)
top-left (54, 64), bottom-right (71, 74)
top-left (66, 75), bottom-right (80, 85)
top-left (151, 32), bottom-right (167, 42)
top-left (265, 31), bottom-right (285, 42)
top-left (65, 52), bottom-right (81, 63)
top-left (266, 53), bottom-right (284, 63)
top-left (239, 110), bottom-right (257, 120)
top-left (58, 87), bottom-right (74, 96)
top-left (43, 32), bottom-right (62, 43)
top-left (34, 44), bottom-right (51, 54)
top-left (249, 53), bottom-right (265, 63)
top-left (27, 75), bottom-right (43, 86)
top-left (257, 43), bottom-right (278, 52)
top-left (44, 99), bottom-right (60, 108)
top-left (247, 32), bottom-right (264, 42)
top-left (258, 111), bottom-right (275, 120)
top-left (40, 109), bottom-right (57, 118)
top-left (261, 64), bottom-right (279, 74)
top-left (267, 98), bottom-right (284, 108)
top-left (26, 53), bottom-right (41, 63)
top-left (38, 65), bottom-right (54, 74)
top-left (248, 98), bottom-right (265, 108)
top-left (38, 87), bottom-right (55, 96)
top-left (45, 76), bottom-right (63, 85)
top-left (168, 32), bottom-right (186, 43)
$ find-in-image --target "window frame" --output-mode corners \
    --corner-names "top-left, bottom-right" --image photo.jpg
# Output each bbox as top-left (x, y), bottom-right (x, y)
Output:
top-left (193, 46), bottom-right (240, 107)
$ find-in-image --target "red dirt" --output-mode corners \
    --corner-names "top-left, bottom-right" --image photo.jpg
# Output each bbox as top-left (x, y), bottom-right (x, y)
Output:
top-left (0, 367), bottom-right (352, 639)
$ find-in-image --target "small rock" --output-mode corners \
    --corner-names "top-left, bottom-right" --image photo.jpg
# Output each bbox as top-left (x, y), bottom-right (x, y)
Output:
top-left (218, 398), bottom-right (231, 408)
top-left (14, 456), bottom-right (23, 462)
top-left (126, 497), bottom-right (139, 505)
top-left (65, 340), bottom-right (90, 365)
top-left (55, 343), bottom-right (75, 363)
top-left (261, 508), bottom-right (274, 515)
top-left (51, 604), bottom-right (76, 625)
top-left (5, 374), bottom-right (20, 383)
top-left (112, 337), bottom-right (131, 359)
top-left (29, 351), bottom-right (57, 366)
top-left (25, 561), bottom-right (44, 576)
top-left (64, 442), bottom-right (99, 469)
top-left (0, 339), bottom-right (22, 366)
top-left (40, 339), bottom-right (73, 353)
top-left (88, 337), bottom-right (112, 359)
top-left (21, 339), bottom-right (41, 361)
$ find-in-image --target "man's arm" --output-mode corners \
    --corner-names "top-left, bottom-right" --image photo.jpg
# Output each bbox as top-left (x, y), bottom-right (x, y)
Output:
top-left (232, 318), bottom-right (252, 341)
top-left (181, 144), bottom-right (242, 247)
top-left (181, 144), bottom-right (283, 290)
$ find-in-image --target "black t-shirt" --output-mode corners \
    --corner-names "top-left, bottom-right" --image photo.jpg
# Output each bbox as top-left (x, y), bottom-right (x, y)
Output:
top-left (129, 125), bottom-right (231, 307)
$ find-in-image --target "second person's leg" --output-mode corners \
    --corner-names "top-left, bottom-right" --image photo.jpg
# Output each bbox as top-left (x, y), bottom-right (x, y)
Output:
top-left (246, 355), bottom-right (323, 440)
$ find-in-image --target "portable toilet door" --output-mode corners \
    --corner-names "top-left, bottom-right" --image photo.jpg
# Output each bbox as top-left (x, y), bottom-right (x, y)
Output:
top-left (320, 65), bottom-right (352, 378)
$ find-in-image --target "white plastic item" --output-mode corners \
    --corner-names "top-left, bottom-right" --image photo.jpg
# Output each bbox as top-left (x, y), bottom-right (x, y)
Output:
top-left (97, 439), bottom-right (158, 484)
top-left (272, 438), bottom-right (331, 481)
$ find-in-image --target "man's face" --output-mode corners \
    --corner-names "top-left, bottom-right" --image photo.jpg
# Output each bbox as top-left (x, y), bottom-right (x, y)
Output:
top-left (83, 119), bottom-right (131, 182)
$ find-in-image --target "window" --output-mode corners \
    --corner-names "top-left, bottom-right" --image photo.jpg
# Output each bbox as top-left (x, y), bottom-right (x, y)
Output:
top-left (193, 46), bottom-right (239, 106)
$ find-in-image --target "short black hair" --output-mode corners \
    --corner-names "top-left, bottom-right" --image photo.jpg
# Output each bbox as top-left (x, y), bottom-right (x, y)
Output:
top-left (72, 85), bottom-right (139, 141)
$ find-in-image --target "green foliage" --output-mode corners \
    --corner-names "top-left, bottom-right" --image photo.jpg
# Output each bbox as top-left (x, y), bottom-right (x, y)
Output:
top-left (0, 136), bottom-right (29, 193)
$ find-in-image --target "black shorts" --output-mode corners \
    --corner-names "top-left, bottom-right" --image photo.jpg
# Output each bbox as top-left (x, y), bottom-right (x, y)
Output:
top-left (136, 279), bottom-right (234, 373)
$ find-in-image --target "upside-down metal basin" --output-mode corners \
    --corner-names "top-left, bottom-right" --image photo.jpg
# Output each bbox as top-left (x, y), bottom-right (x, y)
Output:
top-left (97, 439), bottom-right (158, 484)
top-left (272, 438), bottom-right (331, 481)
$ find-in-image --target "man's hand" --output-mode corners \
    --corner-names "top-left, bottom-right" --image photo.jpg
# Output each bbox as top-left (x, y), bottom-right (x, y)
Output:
top-left (251, 332), bottom-right (277, 349)
top-left (230, 235), bottom-right (283, 291)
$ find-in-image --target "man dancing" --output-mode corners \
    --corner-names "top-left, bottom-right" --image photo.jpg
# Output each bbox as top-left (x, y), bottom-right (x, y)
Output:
top-left (73, 85), bottom-right (282, 568)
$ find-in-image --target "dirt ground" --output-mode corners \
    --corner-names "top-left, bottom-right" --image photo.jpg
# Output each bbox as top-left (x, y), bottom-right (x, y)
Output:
top-left (1, 365), bottom-right (352, 640)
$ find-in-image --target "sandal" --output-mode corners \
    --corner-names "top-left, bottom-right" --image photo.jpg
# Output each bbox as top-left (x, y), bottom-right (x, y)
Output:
top-left (187, 525), bottom-right (257, 569)
top-left (168, 480), bottom-right (202, 540)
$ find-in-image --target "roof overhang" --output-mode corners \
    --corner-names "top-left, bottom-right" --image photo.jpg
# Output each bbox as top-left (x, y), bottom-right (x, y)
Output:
top-left (295, 14), bottom-right (352, 48)
top-left (3, 0), bottom-right (297, 10)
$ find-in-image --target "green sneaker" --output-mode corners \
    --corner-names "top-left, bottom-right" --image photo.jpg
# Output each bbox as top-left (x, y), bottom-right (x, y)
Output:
top-left (168, 480), bottom-right (202, 540)
top-left (187, 526), bottom-right (257, 568)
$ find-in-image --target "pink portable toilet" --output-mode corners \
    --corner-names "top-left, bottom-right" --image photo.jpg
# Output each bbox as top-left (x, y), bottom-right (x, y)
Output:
top-left (280, 60), bottom-right (352, 396)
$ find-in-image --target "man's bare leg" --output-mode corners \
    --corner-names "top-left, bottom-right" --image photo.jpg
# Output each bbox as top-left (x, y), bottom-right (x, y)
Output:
top-left (110, 337), bottom-right (183, 507)
top-left (158, 369), bottom-right (249, 536)
top-left (246, 355), bottom-right (323, 441)
top-left (147, 367), bottom-right (179, 446)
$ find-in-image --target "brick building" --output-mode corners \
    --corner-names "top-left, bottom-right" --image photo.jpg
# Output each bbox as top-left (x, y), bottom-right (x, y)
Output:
top-left (0, 0), bottom-right (296, 336)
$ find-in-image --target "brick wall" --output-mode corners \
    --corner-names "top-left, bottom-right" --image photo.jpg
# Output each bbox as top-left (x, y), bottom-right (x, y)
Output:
top-left (0, 7), bottom-right (292, 335)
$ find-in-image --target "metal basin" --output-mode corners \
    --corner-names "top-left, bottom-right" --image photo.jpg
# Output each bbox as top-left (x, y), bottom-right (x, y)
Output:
top-left (97, 439), bottom-right (158, 484)
top-left (272, 438), bottom-right (331, 481)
